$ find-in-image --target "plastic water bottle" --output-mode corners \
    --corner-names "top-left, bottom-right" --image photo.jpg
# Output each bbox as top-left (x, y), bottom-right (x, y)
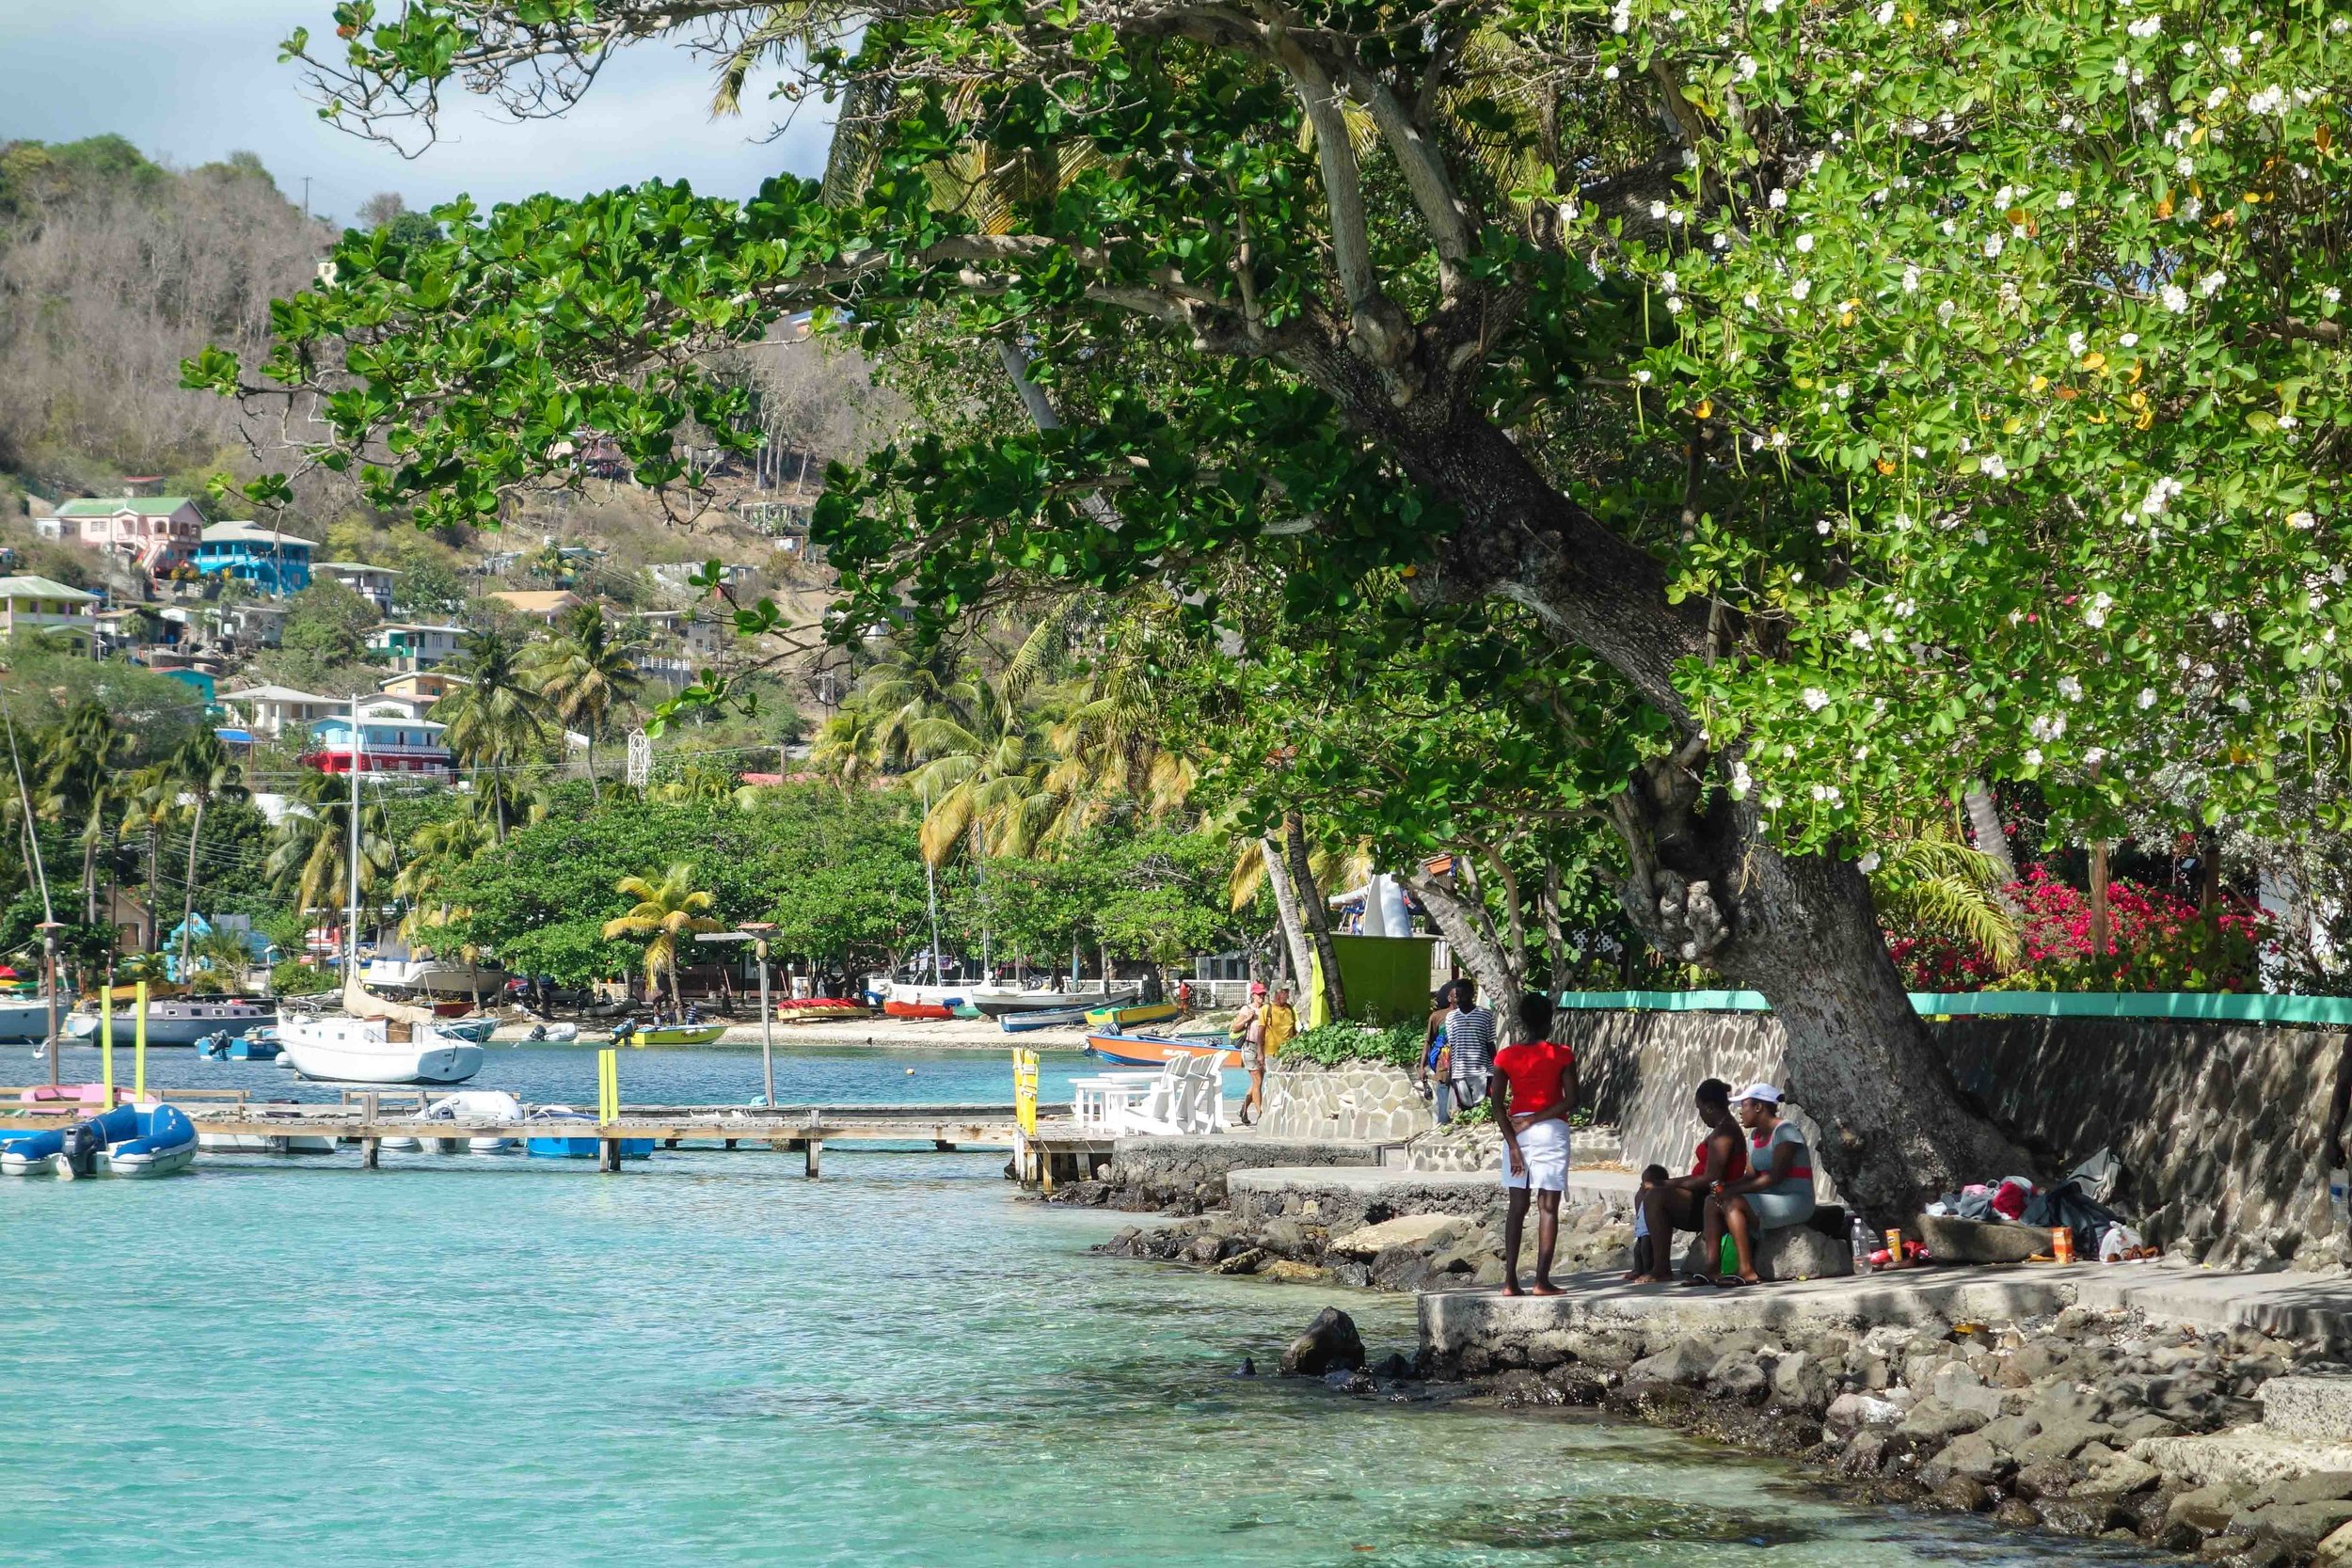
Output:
top-left (1851, 1215), bottom-right (1872, 1275)
top-left (2330, 1166), bottom-right (2348, 1232)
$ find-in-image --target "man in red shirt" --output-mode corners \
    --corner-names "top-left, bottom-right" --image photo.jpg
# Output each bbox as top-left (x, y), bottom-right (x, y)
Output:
top-left (1490, 992), bottom-right (1580, 1296)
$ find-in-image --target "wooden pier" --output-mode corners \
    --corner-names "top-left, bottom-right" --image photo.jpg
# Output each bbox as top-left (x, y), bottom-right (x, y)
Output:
top-left (0, 1093), bottom-right (1070, 1178)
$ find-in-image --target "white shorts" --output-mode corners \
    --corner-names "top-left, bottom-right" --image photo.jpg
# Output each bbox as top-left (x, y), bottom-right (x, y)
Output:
top-left (1502, 1117), bottom-right (1570, 1192)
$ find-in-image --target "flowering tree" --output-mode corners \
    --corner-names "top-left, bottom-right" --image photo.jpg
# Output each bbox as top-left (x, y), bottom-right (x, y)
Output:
top-left (187, 0), bottom-right (2351, 1217)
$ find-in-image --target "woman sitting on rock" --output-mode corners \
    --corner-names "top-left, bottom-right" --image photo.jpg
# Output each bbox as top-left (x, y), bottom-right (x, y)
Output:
top-left (1626, 1078), bottom-right (1747, 1285)
top-left (1699, 1083), bottom-right (1818, 1289)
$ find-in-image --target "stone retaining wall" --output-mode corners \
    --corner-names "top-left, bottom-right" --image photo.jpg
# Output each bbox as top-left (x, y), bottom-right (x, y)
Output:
top-left (1103, 1134), bottom-right (1376, 1212)
top-left (1401, 1122), bottom-right (1627, 1172)
top-left (1565, 1009), bottom-right (2348, 1270)
top-left (1262, 1061), bottom-right (1435, 1143)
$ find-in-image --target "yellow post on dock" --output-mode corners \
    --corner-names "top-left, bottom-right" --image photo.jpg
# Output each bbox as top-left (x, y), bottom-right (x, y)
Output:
top-left (134, 981), bottom-right (149, 1101)
top-left (100, 991), bottom-right (115, 1104)
top-left (597, 1047), bottom-right (618, 1123)
top-left (1013, 1048), bottom-right (1039, 1136)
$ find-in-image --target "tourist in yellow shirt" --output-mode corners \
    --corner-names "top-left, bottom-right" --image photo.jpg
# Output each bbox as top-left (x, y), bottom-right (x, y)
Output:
top-left (1263, 986), bottom-right (1296, 1058)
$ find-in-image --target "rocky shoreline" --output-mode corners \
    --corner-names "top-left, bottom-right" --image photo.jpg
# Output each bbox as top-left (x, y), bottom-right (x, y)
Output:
top-left (1083, 1196), bottom-right (2352, 1565)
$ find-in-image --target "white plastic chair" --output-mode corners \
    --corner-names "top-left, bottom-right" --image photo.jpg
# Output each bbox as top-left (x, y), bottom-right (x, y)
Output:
top-left (1111, 1060), bottom-right (1190, 1135)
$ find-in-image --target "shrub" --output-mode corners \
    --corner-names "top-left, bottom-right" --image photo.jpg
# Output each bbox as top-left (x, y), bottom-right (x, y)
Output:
top-left (1277, 1021), bottom-right (1424, 1070)
top-left (270, 959), bottom-right (332, 998)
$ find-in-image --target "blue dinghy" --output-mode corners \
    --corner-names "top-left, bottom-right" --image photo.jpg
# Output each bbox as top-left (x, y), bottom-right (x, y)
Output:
top-left (523, 1108), bottom-right (652, 1161)
top-left (0, 1103), bottom-right (197, 1178)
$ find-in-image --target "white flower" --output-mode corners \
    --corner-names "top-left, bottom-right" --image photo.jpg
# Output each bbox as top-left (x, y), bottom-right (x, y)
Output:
top-left (2057, 190), bottom-right (2077, 210)
top-left (2248, 85), bottom-right (2287, 116)
top-left (1649, 200), bottom-right (1668, 220)
top-left (1665, 295), bottom-right (1685, 313)
top-left (2137, 687), bottom-right (2158, 708)
top-left (2126, 14), bottom-right (2161, 36)
top-left (1736, 55), bottom-right (1758, 80)
top-left (2222, 43), bottom-right (2243, 63)
top-left (2119, 332), bottom-right (2139, 346)
top-left (1790, 277), bottom-right (1812, 301)
top-left (2326, 288), bottom-right (2344, 305)
top-left (2210, 610), bottom-right (2229, 629)
top-left (1857, 850), bottom-right (1883, 874)
top-left (2288, 510), bottom-right (2317, 530)
top-left (2024, 747), bottom-right (2044, 767)
top-left (1668, 208), bottom-right (1687, 226)
top-left (1728, 759), bottom-right (1754, 799)
top-left (1873, 0), bottom-right (1893, 21)
top-left (1612, 0), bottom-right (1631, 30)
top-left (1802, 687), bottom-right (1830, 712)
top-left (2029, 713), bottom-right (2067, 741)
top-left (1835, 382), bottom-right (1851, 400)
top-left (1981, 453), bottom-right (2009, 480)
top-left (2084, 746), bottom-right (2108, 767)
top-left (1603, 63), bottom-right (1620, 78)
top-left (2205, 86), bottom-right (2230, 109)
top-left (2058, 674), bottom-right (2084, 701)
top-left (1795, 232), bottom-right (1815, 253)
top-left (2160, 283), bottom-right (2190, 312)
top-left (1900, 265), bottom-right (1920, 293)
top-left (1936, 298), bottom-right (1958, 322)
top-left (1742, 291), bottom-right (1760, 309)
top-left (1818, 519), bottom-right (1834, 535)
top-left (1938, 18), bottom-right (1959, 37)
top-left (2085, 590), bottom-right (2113, 628)
top-left (2066, 331), bottom-right (2087, 356)
top-left (2174, 153), bottom-right (2196, 177)
top-left (1681, 149), bottom-right (1700, 169)
top-left (1633, 368), bottom-right (1653, 384)
top-left (1768, 187), bottom-right (1788, 210)
top-left (1848, 628), bottom-right (1873, 649)
top-left (1763, 792), bottom-right (1784, 810)
top-left (2141, 475), bottom-right (2185, 516)
top-left (2199, 270), bottom-right (2226, 297)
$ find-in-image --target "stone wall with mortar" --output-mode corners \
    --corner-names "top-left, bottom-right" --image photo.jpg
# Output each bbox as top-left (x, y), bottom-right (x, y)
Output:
top-left (1104, 1134), bottom-right (1376, 1212)
top-left (1564, 1008), bottom-right (2347, 1270)
top-left (1262, 1061), bottom-right (1436, 1143)
top-left (1400, 1121), bottom-right (1627, 1172)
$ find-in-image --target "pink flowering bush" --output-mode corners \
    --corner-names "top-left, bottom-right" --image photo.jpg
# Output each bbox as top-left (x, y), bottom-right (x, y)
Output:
top-left (1887, 865), bottom-right (2268, 992)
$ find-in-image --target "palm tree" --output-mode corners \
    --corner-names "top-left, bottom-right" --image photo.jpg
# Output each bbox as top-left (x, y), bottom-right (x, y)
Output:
top-left (600, 863), bottom-right (723, 1011)
top-left (167, 730), bottom-right (248, 981)
top-left (116, 764), bottom-right (174, 949)
top-left (808, 701), bottom-right (885, 789)
top-left (531, 603), bottom-right (647, 801)
top-left (434, 628), bottom-right (548, 840)
top-left (39, 702), bottom-right (135, 924)
top-left (1864, 816), bottom-right (2024, 971)
top-left (265, 770), bottom-right (395, 939)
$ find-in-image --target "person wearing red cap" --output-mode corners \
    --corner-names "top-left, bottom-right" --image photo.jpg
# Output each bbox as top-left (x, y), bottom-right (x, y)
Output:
top-left (1229, 982), bottom-right (1270, 1125)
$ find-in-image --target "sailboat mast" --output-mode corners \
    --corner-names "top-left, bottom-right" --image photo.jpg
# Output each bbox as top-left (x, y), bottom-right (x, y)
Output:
top-left (920, 781), bottom-right (943, 986)
top-left (1, 687), bottom-right (59, 1084)
top-left (348, 694), bottom-right (362, 978)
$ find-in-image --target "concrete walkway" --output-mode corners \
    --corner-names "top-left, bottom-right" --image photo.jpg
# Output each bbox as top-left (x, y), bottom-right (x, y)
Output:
top-left (1421, 1261), bottom-right (2352, 1361)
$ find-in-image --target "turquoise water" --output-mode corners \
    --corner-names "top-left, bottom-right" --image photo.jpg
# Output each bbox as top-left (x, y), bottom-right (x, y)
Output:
top-left (36, 1041), bottom-right (1160, 1107)
top-left (0, 1147), bottom-right (2125, 1564)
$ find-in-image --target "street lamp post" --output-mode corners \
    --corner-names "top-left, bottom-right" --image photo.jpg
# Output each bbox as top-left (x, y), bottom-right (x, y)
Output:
top-left (693, 922), bottom-right (779, 1107)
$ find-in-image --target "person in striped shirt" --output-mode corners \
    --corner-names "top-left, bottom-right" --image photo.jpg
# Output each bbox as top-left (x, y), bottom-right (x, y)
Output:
top-left (1444, 977), bottom-right (1497, 1122)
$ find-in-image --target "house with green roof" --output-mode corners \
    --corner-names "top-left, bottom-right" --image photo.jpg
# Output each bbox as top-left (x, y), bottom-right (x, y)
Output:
top-left (33, 496), bottom-right (204, 578)
top-left (0, 575), bottom-right (98, 653)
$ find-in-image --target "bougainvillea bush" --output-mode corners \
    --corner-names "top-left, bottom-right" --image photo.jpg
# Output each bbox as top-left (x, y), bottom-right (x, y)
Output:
top-left (1887, 865), bottom-right (2268, 991)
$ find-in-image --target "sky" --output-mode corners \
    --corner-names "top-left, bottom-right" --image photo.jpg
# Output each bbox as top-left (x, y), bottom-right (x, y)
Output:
top-left (0, 0), bottom-right (834, 222)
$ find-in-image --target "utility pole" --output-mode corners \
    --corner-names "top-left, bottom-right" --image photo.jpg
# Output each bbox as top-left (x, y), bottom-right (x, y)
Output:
top-left (302, 176), bottom-right (311, 220)
top-left (693, 922), bottom-right (777, 1106)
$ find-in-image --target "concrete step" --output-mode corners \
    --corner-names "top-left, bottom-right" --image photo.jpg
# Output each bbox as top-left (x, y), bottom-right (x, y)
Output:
top-left (2263, 1374), bottom-right (2352, 1441)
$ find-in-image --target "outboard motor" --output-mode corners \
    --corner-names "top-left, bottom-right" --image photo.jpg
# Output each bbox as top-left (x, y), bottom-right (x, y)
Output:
top-left (56, 1117), bottom-right (104, 1179)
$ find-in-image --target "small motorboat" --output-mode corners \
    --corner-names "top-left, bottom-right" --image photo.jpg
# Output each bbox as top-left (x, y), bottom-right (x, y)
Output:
top-left (882, 999), bottom-right (954, 1021)
top-left (612, 1020), bottom-right (727, 1047)
top-left (524, 1106), bottom-right (653, 1160)
top-left (999, 1005), bottom-right (1094, 1034)
top-left (1085, 1000), bottom-right (1181, 1031)
top-left (196, 1029), bottom-right (283, 1061)
top-left (1, 1103), bottom-right (198, 1178)
top-left (522, 1022), bottom-right (580, 1044)
top-left (1084, 1032), bottom-right (1236, 1069)
top-left (421, 1089), bottom-right (526, 1153)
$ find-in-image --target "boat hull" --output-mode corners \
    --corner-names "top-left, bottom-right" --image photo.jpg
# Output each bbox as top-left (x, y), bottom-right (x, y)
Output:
top-left (1084, 1033), bottom-right (1236, 1069)
top-left (998, 1006), bottom-right (1094, 1033)
top-left (617, 1022), bottom-right (727, 1047)
top-left (882, 1001), bottom-right (954, 1021)
top-left (278, 1022), bottom-right (485, 1085)
top-left (1085, 1001), bottom-right (1181, 1030)
top-left (68, 1006), bottom-right (273, 1047)
top-left (526, 1133), bottom-right (654, 1159)
top-left (0, 998), bottom-right (65, 1044)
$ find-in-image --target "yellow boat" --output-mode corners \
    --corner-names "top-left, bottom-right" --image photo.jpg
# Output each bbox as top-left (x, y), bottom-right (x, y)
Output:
top-left (1084, 1000), bottom-right (1180, 1030)
top-left (617, 1021), bottom-right (728, 1047)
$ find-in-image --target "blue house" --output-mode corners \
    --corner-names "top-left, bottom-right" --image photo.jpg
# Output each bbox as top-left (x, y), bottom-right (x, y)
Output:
top-left (195, 522), bottom-right (314, 595)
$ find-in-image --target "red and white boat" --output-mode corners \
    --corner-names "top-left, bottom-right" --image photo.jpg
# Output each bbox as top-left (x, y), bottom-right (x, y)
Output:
top-left (882, 999), bottom-right (955, 1021)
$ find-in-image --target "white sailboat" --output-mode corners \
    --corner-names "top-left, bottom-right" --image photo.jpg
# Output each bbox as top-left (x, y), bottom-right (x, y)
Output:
top-left (277, 698), bottom-right (484, 1087)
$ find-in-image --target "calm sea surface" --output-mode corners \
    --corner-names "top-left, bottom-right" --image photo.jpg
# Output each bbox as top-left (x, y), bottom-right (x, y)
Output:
top-left (2, 1052), bottom-right (2133, 1565)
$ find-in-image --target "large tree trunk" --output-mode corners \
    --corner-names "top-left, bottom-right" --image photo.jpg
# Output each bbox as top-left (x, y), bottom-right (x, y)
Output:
top-left (1609, 756), bottom-right (2024, 1224)
top-left (1258, 837), bottom-right (1314, 990)
top-left (1282, 811), bottom-right (1346, 1021)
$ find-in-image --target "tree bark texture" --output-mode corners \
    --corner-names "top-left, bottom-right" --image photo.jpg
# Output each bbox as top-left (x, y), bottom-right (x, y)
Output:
top-left (1399, 865), bottom-right (1518, 1032)
top-left (1283, 811), bottom-right (1347, 1021)
top-left (1259, 837), bottom-right (1314, 993)
top-left (1963, 783), bottom-right (2023, 915)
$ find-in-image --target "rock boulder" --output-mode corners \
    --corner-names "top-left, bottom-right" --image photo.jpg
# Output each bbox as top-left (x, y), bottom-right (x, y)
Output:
top-left (1279, 1307), bottom-right (1366, 1377)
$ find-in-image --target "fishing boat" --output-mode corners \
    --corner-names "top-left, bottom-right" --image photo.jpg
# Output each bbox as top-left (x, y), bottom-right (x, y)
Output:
top-left (278, 1012), bottom-right (486, 1085)
top-left (969, 986), bottom-right (1119, 1018)
top-left (1084, 1032), bottom-right (1237, 1069)
top-left (998, 1005), bottom-right (1094, 1034)
top-left (0, 1102), bottom-right (198, 1178)
top-left (65, 997), bottom-right (275, 1048)
top-left (1085, 999), bottom-right (1181, 1030)
top-left (524, 1106), bottom-right (654, 1160)
top-left (882, 1000), bottom-right (955, 1021)
top-left (612, 1020), bottom-right (727, 1047)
